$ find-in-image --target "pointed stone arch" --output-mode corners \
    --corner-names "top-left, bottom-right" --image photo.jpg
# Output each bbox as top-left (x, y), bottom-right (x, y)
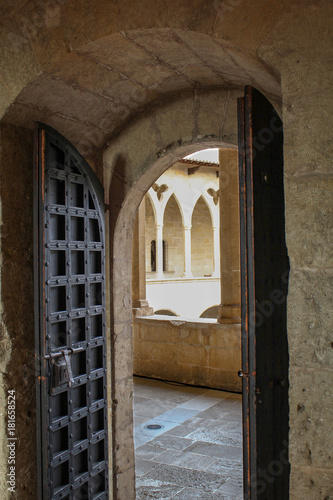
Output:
top-left (163, 193), bottom-right (184, 276)
top-left (191, 195), bottom-right (214, 277)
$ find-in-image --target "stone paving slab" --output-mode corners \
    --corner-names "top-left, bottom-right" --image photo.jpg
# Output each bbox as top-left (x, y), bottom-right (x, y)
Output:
top-left (184, 440), bottom-right (242, 460)
top-left (135, 443), bottom-right (167, 460)
top-left (157, 407), bottom-right (200, 423)
top-left (135, 457), bottom-right (159, 477)
top-left (207, 457), bottom-right (243, 476)
top-left (221, 412), bottom-right (243, 423)
top-left (186, 419), bottom-right (243, 447)
top-left (153, 449), bottom-right (218, 470)
top-left (214, 475), bottom-right (244, 498)
top-left (160, 416), bottom-right (207, 437)
top-left (171, 486), bottom-right (236, 499)
top-left (197, 405), bottom-right (235, 421)
top-left (178, 394), bottom-right (225, 411)
top-left (145, 463), bottom-right (227, 493)
top-left (135, 478), bottom-right (183, 499)
top-left (134, 415), bottom-right (150, 427)
top-left (134, 399), bottom-right (178, 419)
top-left (148, 434), bottom-right (194, 451)
top-left (133, 377), bottom-right (244, 499)
top-left (134, 395), bottom-right (151, 405)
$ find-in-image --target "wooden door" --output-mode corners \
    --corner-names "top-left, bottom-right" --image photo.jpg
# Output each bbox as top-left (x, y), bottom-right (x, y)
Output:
top-left (34, 123), bottom-right (109, 499)
top-left (238, 87), bottom-right (290, 499)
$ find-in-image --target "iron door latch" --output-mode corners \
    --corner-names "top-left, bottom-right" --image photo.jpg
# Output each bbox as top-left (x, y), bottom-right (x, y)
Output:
top-left (45, 349), bottom-right (75, 391)
top-left (54, 350), bottom-right (74, 387)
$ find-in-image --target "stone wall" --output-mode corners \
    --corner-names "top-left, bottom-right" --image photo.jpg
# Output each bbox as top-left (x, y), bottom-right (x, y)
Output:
top-left (0, 125), bottom-right (36, 498)
top-left (133, 316), bottom-right (241, 393)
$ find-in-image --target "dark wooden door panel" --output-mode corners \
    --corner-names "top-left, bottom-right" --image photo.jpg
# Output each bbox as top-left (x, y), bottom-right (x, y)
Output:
top-left (238, 87), bottom-right (290, 500)
top-left (34, 124), bottom-right (109, 499)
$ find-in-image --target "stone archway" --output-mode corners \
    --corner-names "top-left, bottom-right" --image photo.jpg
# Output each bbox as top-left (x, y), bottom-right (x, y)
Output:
top-left (0, 19), bottom-right (283, 500)
top-left (1, 3), bottom-right (332, 499)
top-left (105, 87), bottom-right (248, 498)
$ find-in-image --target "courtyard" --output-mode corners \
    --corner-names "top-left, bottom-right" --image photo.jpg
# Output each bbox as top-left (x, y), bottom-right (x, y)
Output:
top-left (133, 377), bottom-right (243, 499)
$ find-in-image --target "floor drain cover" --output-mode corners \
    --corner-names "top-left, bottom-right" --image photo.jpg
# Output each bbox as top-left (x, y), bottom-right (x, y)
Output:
top-left (144, 424), bottom-right (164, 430)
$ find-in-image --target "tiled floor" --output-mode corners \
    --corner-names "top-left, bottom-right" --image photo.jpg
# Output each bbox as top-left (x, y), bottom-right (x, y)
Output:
top-left (133, 377), bottom-right (244, 499)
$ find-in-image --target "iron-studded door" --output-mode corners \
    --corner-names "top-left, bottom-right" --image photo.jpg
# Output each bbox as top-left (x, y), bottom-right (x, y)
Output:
top-left (238, 87), bottom-right (290, 499)
top-left (34, 124), bottom-right (109, 499)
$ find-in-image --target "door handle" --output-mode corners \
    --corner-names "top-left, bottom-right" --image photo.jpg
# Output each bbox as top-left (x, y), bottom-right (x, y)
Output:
top-left (62, 350), bottom-right (74, 385)
top-left (49, 350), bottom-right (74, 391)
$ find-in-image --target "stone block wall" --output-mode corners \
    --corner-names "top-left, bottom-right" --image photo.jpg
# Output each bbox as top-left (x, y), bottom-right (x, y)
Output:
top-left (133, 316), bottom-right (241, 392)
top-left (0, 125), bottom-right (36, 499)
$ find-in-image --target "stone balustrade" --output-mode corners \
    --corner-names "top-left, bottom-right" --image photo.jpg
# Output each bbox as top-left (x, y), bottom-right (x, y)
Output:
top-left (133, 315), bottom-right (242, 393)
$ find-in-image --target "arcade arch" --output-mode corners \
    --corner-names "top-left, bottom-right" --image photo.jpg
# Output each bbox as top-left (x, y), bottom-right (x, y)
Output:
top-left (191, 195), bottom-right (215, 278)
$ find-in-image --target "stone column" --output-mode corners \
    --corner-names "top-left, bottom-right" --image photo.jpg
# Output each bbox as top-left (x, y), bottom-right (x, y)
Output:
top-left (156, 224), bottom-right (164, 278)
top-left (183, 225), bottom-right (193, 278)
top-left (218, 148), bottom-right (241, 323)
top-left (132, 199), bottom-right (153, 317)
top-left (212, 224), bottom-right (220, 277)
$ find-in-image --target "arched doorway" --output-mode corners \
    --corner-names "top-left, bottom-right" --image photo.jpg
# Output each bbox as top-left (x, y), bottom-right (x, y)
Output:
top-left (1, 3), bottom-right (331, 498)
top-left (109, 87), bottom-right (289, 499)
top-left (0, 21), bottom-right (286, 496)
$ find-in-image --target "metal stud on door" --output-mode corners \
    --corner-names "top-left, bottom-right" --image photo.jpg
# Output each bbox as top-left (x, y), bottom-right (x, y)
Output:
top-left (34, 124), bottom-right (109, 499)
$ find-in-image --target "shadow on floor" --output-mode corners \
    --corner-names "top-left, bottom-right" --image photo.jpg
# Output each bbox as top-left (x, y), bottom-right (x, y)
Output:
top-left (133, 376), bottom-right (244, 500)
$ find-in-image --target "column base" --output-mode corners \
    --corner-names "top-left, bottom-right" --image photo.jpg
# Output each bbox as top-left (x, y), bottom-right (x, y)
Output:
top-left (132, 300), bottom-right (154, 318)
top-left (217, 304), bottom-right (241, 324)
